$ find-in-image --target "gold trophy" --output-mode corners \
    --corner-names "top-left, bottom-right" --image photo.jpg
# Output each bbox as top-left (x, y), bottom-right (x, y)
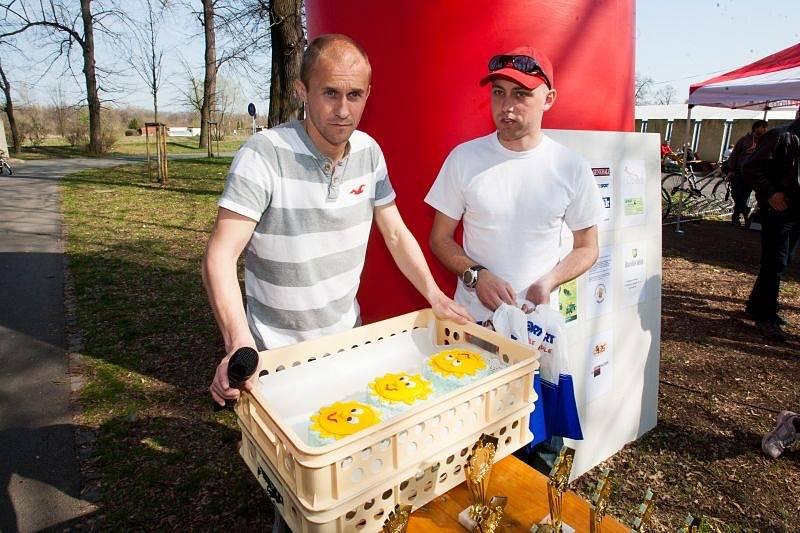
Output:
top-left (588, 468), bottom-right (612, 533)
top-left (382, 504), bottom-right (413, 533)
top-left (531, 446), bottom-right (576, 533)
top-left (457, 434), bottom-right (506, 532)
top-left (630, 488), bottom-right (654, 532)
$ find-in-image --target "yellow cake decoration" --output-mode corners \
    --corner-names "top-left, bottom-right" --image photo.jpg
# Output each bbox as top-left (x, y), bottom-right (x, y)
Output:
top-left (310, 401), bottom-right (380, 440)
top-left (429, 349), bottom-right (487, 378)
top-left (369, 373), bottom-right (433, 405)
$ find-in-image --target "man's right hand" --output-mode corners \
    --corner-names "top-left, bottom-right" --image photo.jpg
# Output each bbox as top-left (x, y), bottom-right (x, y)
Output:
top-left (768, 191), bottom-right (788, 212)
top-left (210, 344), bottom-right (257, 406)
top-left (475, 270), bottom-right (517, 311)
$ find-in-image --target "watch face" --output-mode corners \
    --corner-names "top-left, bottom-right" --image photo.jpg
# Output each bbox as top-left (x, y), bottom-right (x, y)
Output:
top-left (462, 269), bottom-right (476, 287)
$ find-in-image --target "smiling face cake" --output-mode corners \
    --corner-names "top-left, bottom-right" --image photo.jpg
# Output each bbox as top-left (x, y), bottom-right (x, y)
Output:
top-left (429, 349), bottom-right (487, 377)
top-left (368, 372), bottom-right (434, 410)
top-left (309, 401), bottom-right (381, 444)
top-left (423, 348), bottom-right (490, 392)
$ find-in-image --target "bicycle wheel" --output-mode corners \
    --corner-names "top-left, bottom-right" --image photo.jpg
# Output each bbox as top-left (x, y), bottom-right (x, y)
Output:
top-left (662, 172), bottom-right (698, 218)
top-left (661, 186), bottom-right (672, 218)
top-left (711, 178), bottom-right (732, 204)
top-left (0, 161), bottom-right (10, 175)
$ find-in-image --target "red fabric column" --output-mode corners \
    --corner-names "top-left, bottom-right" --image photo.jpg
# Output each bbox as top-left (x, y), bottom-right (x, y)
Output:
top-left (306, 0), bottom-right (635, 323)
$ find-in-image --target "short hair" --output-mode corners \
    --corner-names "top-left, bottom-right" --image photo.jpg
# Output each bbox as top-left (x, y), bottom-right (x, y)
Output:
top-left (300, 34), bottom-right (371, 87)
top-left (752, 120), bottom-right (768, 131)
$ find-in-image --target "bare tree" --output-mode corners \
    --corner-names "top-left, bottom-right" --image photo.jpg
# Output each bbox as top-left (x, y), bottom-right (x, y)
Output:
top-left (267, 0), bottom-right (303, 126)
top-left (128, 0), bottom-right (167, 122)
top-left (0, 0), bottom-right (124, 153)
top-left (653, 85), bottom-right (676, 105)
top-left (634, 73), bottom-right (654, 106)
top-left (50, 83), bottom-right (71, 138)
top-left (0, 58), bottom-right (20, 153)
top-left (176, 56), bottom-right (204, 117)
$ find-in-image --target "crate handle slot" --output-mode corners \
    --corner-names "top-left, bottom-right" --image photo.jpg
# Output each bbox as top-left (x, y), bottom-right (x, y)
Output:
top-left (464, 332), bottom-right (499, 354)
top-left (250, 403), bottom-right (278, 446)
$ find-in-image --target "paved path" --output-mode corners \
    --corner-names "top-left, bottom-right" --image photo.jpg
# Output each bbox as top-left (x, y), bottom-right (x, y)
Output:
top-left (0, 158), bottom-right (126, 532)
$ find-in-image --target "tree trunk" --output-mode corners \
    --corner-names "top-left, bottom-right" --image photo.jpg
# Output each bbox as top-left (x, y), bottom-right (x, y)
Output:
top-left (268, 0), bottom-right (304, 128)
top-left (0, 62), bottom-right (21, 154)
top-left (80, 0), bottom-right (102, 154)
top-left (199, 0), bottom-right (216, 149)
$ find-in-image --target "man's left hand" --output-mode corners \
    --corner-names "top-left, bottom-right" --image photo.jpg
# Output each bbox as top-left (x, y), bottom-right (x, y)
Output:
top-left (525, 277), bottom-right (554, 305)
top-left (429, 291), bottom-right (473, 324)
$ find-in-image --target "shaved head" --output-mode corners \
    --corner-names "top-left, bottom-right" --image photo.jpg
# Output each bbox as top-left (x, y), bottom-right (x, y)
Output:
top-left (300, 34), bottom-right (371, 88)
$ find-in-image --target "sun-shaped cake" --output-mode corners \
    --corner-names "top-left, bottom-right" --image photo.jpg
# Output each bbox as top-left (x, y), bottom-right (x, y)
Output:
top-left (428, 349), bottom-right (487, 378)
top-left (368, 372), bottom-right (434, 406)
top-left (309, 401), bottom-right (381, 441)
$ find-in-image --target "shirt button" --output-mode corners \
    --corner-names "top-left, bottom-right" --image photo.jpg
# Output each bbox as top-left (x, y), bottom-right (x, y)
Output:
top-left (323, 163), bottom-right (331, 172)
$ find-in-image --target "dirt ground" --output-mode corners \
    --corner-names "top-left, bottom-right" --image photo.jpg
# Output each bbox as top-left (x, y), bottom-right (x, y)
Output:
top-left (573, 219), bottom-right (800, 531)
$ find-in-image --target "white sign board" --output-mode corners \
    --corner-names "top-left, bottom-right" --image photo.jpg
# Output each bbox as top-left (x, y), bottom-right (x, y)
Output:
top-left (546, 129), bottom-right (661, 480)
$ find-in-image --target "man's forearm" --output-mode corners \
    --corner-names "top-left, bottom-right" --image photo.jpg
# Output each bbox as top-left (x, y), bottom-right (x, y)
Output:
top-left (429, 235), bottom-right (477, 279)
top-left (383, 227), bottom-right (444, 301)
top-left (202, 251), bottom-right (254, 352)
top-left (548, 246), bottom-right (598, 288)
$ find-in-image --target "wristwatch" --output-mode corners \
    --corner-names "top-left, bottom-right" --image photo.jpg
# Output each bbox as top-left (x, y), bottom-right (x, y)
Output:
top-left (462, 265), bottom-right (486, 289)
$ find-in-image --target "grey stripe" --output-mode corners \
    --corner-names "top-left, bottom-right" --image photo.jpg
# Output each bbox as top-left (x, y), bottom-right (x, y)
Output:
top-left (375, 174), bottom-right (394, 203)
top-left (246, 286), bottom-right (358, 331)
top-left (245, 244), bottom-right (367, 287)
top-left (253, 201), bottom-right (373, 236)
top-left (220, 171), bottom-right (271, 214)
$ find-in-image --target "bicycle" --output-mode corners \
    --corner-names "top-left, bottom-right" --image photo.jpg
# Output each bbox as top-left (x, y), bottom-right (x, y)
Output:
top-left (0, 149), bottom-right (12, 175)
top-left (661, 159), bottom-right (733, 219)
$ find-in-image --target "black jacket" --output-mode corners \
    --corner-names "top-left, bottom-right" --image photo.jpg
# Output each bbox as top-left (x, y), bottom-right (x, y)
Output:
top-left (742, 118), bottom-right (800, 210)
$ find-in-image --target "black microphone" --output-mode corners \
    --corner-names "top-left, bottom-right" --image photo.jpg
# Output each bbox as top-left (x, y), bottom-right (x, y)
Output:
top-left (213, 346), bottom-right (259, 411)
top-left (227, 346), bottom-right (259, 389)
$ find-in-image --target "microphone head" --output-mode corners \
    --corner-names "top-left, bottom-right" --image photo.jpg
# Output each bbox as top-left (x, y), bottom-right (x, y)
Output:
top-left (227, 346), bottom-right (259, 388)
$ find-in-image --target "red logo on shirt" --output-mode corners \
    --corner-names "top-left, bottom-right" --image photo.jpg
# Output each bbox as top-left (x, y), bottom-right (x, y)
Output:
top-left (350, 184), bottom-right (366, 195)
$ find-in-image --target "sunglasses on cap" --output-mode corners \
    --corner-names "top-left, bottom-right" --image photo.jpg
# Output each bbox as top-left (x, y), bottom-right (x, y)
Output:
top-left (488, 55), bottom-right (551, 89)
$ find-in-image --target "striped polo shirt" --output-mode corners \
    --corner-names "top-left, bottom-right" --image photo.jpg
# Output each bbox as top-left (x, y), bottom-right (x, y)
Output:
top-left (218, 120), bottom-right (396, 349)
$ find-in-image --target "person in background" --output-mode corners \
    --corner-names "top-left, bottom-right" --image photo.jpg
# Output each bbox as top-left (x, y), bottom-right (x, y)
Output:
top-left (728, 120), bottom-right (768, 226)
top-left (742, 111), bottom-right (799, 342)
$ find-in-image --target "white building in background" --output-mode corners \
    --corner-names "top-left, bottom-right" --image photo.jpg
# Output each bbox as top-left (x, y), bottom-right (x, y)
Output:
top-left (635, 104), bottom-right (798, 162)
top-left (167, 127), bottom-right (201, 137)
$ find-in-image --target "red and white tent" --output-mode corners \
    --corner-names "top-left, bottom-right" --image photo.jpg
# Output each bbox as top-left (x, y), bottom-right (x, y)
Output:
top-left (688, 42), bottom-right (800, 110)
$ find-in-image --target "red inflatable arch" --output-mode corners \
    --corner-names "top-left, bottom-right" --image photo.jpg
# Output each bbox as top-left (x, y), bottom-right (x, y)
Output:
top-left (306, 0), bottom-right (635, 323)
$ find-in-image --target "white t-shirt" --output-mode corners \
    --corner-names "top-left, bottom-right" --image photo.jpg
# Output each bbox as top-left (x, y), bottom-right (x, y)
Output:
top-left (424, 132), bottom-right (604, 321)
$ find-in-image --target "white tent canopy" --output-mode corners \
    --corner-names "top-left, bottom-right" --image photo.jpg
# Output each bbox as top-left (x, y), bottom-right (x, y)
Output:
top-left (688, 42), bottom-right (800, 110)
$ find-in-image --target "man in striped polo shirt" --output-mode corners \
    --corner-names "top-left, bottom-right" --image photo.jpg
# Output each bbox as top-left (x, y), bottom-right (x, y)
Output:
top-left (205, 34), bottom-right (471, 407)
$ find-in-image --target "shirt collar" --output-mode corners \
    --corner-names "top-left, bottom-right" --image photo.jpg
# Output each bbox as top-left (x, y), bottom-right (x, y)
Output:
top-left (290, 119), bottom-right (351, 164)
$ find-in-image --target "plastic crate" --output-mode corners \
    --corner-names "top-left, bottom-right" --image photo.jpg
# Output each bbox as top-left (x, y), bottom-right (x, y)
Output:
top-left (239, 407), bottom-right (532, 532)
top-left (235, 309), bottom-right (538, 515)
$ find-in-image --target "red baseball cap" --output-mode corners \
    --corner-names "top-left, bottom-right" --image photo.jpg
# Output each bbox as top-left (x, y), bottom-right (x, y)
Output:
top-left (479, 46), bottom-right (554, 90)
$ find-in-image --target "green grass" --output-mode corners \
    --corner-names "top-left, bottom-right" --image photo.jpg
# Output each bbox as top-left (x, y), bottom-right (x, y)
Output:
top-left (62, 158), bottom-right (273, 528)
top-left (17, 135), bottom-right (246, 160)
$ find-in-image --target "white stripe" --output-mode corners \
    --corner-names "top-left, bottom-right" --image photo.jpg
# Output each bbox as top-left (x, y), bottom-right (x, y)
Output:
top-left (254, 303), bottom-right (358, 349)
top-left (349, 130), bottom-right (375, 153)
top-left (261, 127), bottom-right (314, 156)
top-left (245, 263), bottom-right (363, 311)
top-left (248, 220), bottom-right (373, 263)
top-left (218, 198), bottom-right (262, 222)
top-left (232, 145), bottom-right (279, 183)
top-left (269, 174), bottom-right (377, 209)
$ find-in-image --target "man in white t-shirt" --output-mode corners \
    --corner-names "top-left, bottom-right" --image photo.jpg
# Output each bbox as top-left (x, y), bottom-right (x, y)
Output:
top-left (425, 46), bottom-right (603, 323)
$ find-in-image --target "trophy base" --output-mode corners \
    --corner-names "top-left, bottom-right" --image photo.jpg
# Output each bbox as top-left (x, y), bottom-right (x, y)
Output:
top-left (530, 515), bottom-right (576, 533)
top-left (457, 507), bottom-right (478, 531)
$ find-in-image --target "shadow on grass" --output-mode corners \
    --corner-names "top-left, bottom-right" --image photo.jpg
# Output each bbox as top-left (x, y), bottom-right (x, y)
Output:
top-left (0, 417), bottom-right (274, 531)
